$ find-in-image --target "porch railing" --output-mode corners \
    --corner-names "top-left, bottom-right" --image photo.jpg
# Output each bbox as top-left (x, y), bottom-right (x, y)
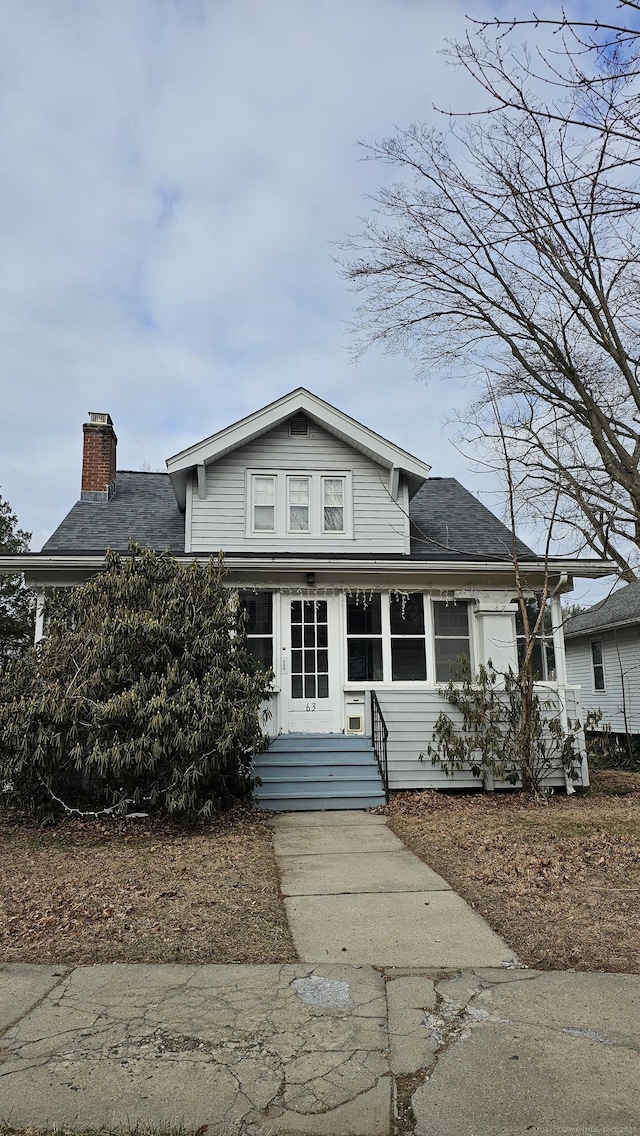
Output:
top-left (370, 690), bottom-right (389, 803)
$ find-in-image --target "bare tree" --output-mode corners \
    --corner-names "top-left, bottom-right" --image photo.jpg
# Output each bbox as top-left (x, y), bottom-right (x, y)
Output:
top-left (460, 4), bottom-right (640, 152)
top-left (341, 33), bottom-right (640, 581)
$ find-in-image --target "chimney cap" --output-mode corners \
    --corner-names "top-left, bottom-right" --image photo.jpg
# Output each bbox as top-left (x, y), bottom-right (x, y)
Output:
top-left (87, 411), bottom-right (113, 426)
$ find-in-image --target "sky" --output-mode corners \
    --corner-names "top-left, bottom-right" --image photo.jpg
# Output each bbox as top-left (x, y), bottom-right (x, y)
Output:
top-left (0, 0), bottom-right (613, 604)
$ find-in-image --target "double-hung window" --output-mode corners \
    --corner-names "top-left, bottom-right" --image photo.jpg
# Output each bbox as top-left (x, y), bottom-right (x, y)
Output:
top-left (591, 639), bottom-right (605, 691)
top-left (238, 591), bottom-right (273, 670)
top-left (322, 477), bottom-right (345, 533)
top-left (288, 476), bottom-right (310, 532)
top-left (515, 597), bottom-right (556, 681)
top-left (433, 601), bottom-right (471, 682)
top-left (252, 476), bottom-right (276, 532)
top-left (346, 594), bottom-right (383, 681)
top-left (390, 593), bottom-right (427, 680)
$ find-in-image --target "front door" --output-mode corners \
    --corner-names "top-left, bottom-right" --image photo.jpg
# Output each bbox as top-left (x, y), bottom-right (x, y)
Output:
top-left (281, 596), bottom-right (341, 733)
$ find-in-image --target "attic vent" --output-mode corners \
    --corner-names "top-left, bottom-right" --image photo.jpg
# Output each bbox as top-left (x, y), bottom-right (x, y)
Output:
top-left (289, 414), bottom-right (310, 437)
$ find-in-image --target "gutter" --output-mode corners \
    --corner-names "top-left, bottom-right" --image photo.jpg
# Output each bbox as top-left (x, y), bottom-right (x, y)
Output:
top-left (0, 553), bottom-right (613, 577)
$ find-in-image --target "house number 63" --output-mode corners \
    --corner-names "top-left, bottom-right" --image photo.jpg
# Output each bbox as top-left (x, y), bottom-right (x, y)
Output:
top-left (305, 702), bottom-right (317, 712)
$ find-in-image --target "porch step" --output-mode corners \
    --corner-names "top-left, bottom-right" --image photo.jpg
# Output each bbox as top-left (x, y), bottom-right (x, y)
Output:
top-left (253, 733), bottom-right (386, 812)
top-left (265, 734), bottom-right (373, 751)
top-left (255, 793), bottom-right (387, 812)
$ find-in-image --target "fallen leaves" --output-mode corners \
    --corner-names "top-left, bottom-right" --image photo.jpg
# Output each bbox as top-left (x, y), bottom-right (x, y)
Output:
top-left (382, 778), bottom-right (640, 973)
top-left (0, 807), bottom-right (297, 966)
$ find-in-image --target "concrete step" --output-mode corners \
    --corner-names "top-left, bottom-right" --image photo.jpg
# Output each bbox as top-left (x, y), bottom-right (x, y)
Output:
top-left (254, 791), bottom-right (386, 811)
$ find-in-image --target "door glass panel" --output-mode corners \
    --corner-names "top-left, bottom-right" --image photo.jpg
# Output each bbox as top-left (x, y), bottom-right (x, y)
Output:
top-left (291, 600), bottom-right (329, 700)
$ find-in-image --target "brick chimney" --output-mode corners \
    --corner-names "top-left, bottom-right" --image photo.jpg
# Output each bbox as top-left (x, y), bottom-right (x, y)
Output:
top-left (81, 412), bottom-right (117, 501)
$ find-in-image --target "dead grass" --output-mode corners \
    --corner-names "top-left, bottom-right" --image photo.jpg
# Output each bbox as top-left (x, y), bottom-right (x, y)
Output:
top-left (380, 770), bottom-right (640, 973)
top-left (0, 807), bottom-right (297, 966)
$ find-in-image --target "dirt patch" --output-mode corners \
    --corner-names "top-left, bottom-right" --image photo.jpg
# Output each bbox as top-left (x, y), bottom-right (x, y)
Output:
top-left (0, 807), bottom-right (297, 965)
top-left (379, 782), bottom-right (640, 973)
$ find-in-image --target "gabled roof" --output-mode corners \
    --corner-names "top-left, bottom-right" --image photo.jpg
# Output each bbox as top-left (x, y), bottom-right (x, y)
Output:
top-left (565, 579), bottom-right (640, 638)
top-left (41, 472), bottom-right (185, 554)
top-left (166, 388), bottom-right (432, 509)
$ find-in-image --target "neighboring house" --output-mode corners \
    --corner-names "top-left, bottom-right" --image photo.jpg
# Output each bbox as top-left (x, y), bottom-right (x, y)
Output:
top-left (565, 582), bottom-right (640, 740)
top-left (0, 389), bottom-right (611, 807)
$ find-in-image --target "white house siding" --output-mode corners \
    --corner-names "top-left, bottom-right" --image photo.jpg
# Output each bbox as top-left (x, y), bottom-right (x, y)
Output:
top-left (189, 421), bottom-right (408, 554)
top-left (375, 685), bottom-right (578, 791)
top-left (374, 689), bottom-right (481, 790)
top-left (566, 627), bottom-right (640, 734)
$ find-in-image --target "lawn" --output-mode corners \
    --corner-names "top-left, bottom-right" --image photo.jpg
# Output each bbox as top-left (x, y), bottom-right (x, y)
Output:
top-left (382, 770), bottom-right (640, 973)
top-left (0, 807), bottom-right (297, 966)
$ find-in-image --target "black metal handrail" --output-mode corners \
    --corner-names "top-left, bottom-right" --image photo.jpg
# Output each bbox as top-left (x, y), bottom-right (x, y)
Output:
top-left (370, 690), bottom-right (389, 803)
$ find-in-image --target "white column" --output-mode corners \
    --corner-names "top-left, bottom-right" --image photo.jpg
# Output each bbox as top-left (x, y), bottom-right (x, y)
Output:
top-left (551, 594), bottom-right (568, 686)
top-left (34, 588), bottom-right (46, 644)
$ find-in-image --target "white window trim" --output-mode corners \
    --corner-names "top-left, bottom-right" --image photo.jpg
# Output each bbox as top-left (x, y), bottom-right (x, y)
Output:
top-left (432, 598), bottom-right (474, 685)
top-left (343, 592), bottom-right (433, 686)
top-left (321, 475), bottom-right (347, 535)
top-left (591, 637), bottom-right (606, 692)
top-left (287, 475), bottom-right (311, 535)
top-left (245, 469), bottom-right (353, 538)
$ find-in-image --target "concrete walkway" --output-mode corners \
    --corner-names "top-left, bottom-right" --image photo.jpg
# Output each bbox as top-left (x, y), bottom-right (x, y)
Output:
top-left (1, 962), bottom-right (638, 1135)
top-left (271, 811), bottom-right (517, 968)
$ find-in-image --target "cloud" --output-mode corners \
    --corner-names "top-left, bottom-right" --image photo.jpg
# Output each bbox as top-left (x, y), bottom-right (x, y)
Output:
top-left (0, 0), bottom-right (605, 592)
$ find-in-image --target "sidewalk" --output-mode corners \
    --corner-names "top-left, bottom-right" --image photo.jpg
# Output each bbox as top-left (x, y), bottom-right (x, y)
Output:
top-left (270, 811), bottom-right (516, 968)
top-left (0, 961), bottom-right (638, 1135)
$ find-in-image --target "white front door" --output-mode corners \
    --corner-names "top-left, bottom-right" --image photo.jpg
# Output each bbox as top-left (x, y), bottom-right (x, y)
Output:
top-left (281, 596), bottom-right (341, 733)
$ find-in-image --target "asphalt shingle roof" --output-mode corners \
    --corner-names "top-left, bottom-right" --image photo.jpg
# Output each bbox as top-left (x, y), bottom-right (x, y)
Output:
top-left (564, 580), bottom-right (640, 638)
top-left (41, 472), bottom-right (185, 554)
top-left (408, 479), bottom-right (537, 561)
top-left (40, 471), bottom-right (537, 563)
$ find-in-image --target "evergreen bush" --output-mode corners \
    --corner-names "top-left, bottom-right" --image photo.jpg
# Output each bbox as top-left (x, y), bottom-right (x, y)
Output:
top-left (0, 546), bottom-right (272, 819)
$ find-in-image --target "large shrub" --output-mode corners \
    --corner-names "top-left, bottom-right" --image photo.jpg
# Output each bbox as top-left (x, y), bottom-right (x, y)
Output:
top-left (0, 546), bottom-right (272, 819)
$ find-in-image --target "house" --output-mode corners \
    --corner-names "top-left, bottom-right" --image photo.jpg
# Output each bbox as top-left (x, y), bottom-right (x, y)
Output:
top-left (565, 581), bottom-right (640, 742)
top-left (1, 388), bottom-right (611, 807)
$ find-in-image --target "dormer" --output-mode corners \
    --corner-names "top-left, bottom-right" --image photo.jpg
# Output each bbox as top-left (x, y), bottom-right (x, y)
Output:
top-left (166, 389), bottom-right (432, 556)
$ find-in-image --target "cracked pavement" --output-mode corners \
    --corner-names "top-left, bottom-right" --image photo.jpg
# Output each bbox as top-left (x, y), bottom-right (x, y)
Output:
top-left (0, 963), bottom-right (638, 1135)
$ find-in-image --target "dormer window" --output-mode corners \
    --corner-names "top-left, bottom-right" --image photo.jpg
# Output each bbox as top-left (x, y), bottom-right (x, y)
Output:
top-left (247, 470), bottom-right (352, 537)
top-left (252, 475), bottom-right (276, 532)
top-left (322, 477), bottom-right (344, 533)
top-left (288, 476), bottom-right (310, 531)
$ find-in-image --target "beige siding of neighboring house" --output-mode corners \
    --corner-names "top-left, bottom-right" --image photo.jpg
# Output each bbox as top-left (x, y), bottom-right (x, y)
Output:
top-left (189, 420), bottom-right (408, 554)
top-left (566, 626), bottom-right (640, 734)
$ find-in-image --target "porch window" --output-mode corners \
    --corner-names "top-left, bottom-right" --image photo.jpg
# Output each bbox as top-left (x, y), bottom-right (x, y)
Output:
top-left (390, 592), bottom-right (427, 680)
top-left (591, 639), bottom-right (605, 691)
top-left (515, 597), bottom-right (556, 681)
top-left (346, 593), bottom-right (383, 681)
top-left (288, 476), bottom-right (310, 532)
top-left (238, 591), bottom-right (273, 670)
top-left (433, 600), bottom-right (471, 682)
top-left (252, 476), bottom-right (276, 532)
top-left (322, 477), bottom-right (345, 533)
